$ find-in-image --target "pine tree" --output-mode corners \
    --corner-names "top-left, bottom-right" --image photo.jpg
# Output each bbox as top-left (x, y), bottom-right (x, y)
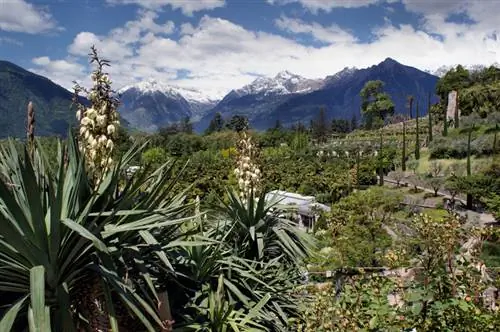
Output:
top-left (454, 90), bottom-right (460, 128)
top-left (206, 112), bottom-right (224, 134)
top-left (407, 95), bottom-right (414, 119)
top-left (312, 107), bottom-right (330, 143)
top-left (181, 116), bottom-right (193, 134)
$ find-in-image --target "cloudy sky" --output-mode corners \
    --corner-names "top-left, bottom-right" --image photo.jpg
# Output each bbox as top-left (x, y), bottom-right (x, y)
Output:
top-left (0, 0), bottom-right (499, 98)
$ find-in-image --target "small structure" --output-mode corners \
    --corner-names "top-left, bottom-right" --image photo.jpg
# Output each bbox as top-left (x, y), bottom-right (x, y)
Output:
top-left (446, 90), bottom-right (460, 121)
top-left (265, 190), bottom-right (331, 231)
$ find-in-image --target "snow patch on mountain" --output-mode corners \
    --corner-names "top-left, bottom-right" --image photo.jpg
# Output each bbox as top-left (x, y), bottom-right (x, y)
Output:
top-left (118, 79), bottom-right (223, 104)
top-left (325, 66), bottom-right (358, 83)
top-left (234, 70), bottom-right (324, 97)
top-left (425, 63), bottom-right (500, 77)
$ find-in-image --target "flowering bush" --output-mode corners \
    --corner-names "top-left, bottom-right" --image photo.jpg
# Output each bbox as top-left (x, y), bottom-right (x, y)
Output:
top-left (299, 213), bottom-right (500, 331)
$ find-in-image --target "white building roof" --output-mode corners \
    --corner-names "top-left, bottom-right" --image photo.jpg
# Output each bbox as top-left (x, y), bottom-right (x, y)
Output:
top-left (265, 190), bottom-right (315, 206)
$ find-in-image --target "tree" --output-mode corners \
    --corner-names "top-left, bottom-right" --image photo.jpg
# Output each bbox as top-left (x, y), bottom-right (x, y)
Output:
top-left (181, 116), bottom-right (193, 134)
top-left (360, 80), bottom-right (395, 129)
top-left (377, 131), bottom-right (384, 186)
top-left (427, 92), bottom-right (433, 142)
top-left (415, 100), bottom-right (420, 160)
top-left (291, 121), bottom-right (307, 133)
top-left (311, 107), bottom-right (330, 143)
top-left (402, 120), bottom-right (407, 171)
top-left (408, 159), bottom-right (419, 174)
top-left (436, 65), bottom-right (470, 133)
top-left (331, 119), bottom-right (350, 134)
top-left (436, 65), bottom-right (471, 101)
top-left (159, 123), bottom-right (180, 138)
top-left (428, 160), bottom-right (443, 178)
top-left (458, 124), bottom-right (477, 209)
top-left (443, 111), bottom-right (448, 136)
top-left (407, 95), bottom-right (414, 119)
top-left (388, 170), bottom-right (405, 186)
top-left (424, 175), bottom-right (444, 197)
top-left (226, 115), bottom-right (249, 132)
top-left (323, 187), bottom-right (402, 267)
top-left (205, 112), bottom-right (224, 134)
top-left (273, 119), bottom-right (283, 131)
top-left (350, 113), bottom-right (358, 131)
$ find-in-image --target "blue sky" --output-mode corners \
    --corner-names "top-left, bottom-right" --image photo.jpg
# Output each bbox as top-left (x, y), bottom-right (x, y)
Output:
top-left (0, 0), bottom-right (499, 98)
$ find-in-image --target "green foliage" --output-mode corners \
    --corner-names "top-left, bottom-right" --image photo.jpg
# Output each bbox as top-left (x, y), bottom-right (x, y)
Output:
top-left (0, 136), bottom-right (194, 330)
top-left (313, 187), bottom-right (401, 268)
top-left (428, 92), bottom-right (433, 142)
top-left (226, 115), bottom-right (249, 132)
top-left (205, 112), bottom-right (225, 135)
top-left (360, 80), bottom-right (395, 129)
top-left (415, 100), bottom-right (420, 160)
top-left (301, 214), bottom-right (500, 332)
top-left (311, 107), bottom-right (330, 143)
top-left (436, 65), bottom-right (471, 100)
top-left (142, 146), bottom-right (168, 168)
top-left (402, 120), bottom-right (407, 171)
top-left (331, 119), bottom-right (350, 134)
top-left (0, 61), bottom-right (82, 138)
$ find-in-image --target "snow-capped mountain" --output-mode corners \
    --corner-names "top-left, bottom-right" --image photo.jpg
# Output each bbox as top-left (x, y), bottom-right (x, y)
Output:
top-left (117, 79), bottom-right (220, 132)
top-left (426, 63), bottom-right (500, 77)
top-left (324, 66), bottom-right (358, 84)
top-left (234, 70), bottom-right (324, 96)
top-left (196, 58), bottom-right (438, 132)
top-left (118, 79), bottom-right (222, 105)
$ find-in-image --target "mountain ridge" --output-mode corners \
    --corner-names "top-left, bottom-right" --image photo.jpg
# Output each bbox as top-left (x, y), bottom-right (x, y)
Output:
top-left (196, 57), bottom-right (439, 131)
top-left (0, 57), bottom-right (457, 137)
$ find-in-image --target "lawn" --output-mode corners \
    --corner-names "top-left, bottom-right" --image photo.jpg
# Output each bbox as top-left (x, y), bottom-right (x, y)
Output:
top-left (415, 148), bottom-right (492, 174)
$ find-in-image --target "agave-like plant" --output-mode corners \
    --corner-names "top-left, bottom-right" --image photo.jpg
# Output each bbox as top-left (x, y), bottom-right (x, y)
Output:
top-left (218, 190), bottom-right (315, 264)
top-left (0, 135), bottom-right (194, 331)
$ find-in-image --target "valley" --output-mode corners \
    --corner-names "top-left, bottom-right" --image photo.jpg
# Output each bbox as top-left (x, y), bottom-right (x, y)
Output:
top-left (1, 0), bottom-right (500, 329)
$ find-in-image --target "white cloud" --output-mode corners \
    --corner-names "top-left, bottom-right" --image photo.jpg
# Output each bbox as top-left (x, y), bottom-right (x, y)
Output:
top-left (106, 0), bottom-right (225, 15)
top-left (0, 0), bottom-right (59, 34)
top-left (180, 22), bottom-right (196, 36)
top-left (33, 4), bottom-right (500, 99)
top-left (30, 56), bottom-right (86, 89)
top-left (275, 16), bottom-right (357, 44)
top-left (68, 11), bottom-right (175, 61)
top-left (267, 0), bottom-right (381, 13)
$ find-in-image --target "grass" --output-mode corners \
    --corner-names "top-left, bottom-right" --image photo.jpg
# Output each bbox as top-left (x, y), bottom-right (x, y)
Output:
top-left (481, 241), bottom-right (500, 267)
top-left (414, 148), bottom-right (492, 174)
top-left (421, 208), bottom-right (448, 219)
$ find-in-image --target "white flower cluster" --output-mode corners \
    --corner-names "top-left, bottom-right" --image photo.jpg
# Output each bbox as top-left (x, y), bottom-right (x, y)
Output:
top-left (75, 66), bottom-right (120, 179)
top-left (234, 131), bottom-right (261, 203)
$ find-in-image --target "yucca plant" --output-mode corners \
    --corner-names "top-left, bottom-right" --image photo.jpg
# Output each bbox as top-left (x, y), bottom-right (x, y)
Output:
top-left (178, 275), bottom-right (271, 332)
top-left (0, 134), bottom-right (195, 331)
top-left (218, 190), bottom-right (314, 264)
top-left (166, 129), bottom-right (314, 331)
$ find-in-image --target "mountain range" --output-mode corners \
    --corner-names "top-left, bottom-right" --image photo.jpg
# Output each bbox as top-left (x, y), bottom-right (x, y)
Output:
top-left (197, 58), bottom-right (438, 131)
top-left (1, 57), bottom-right (442, 138)
top-left (0, 60), bottom-right (85, 139)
